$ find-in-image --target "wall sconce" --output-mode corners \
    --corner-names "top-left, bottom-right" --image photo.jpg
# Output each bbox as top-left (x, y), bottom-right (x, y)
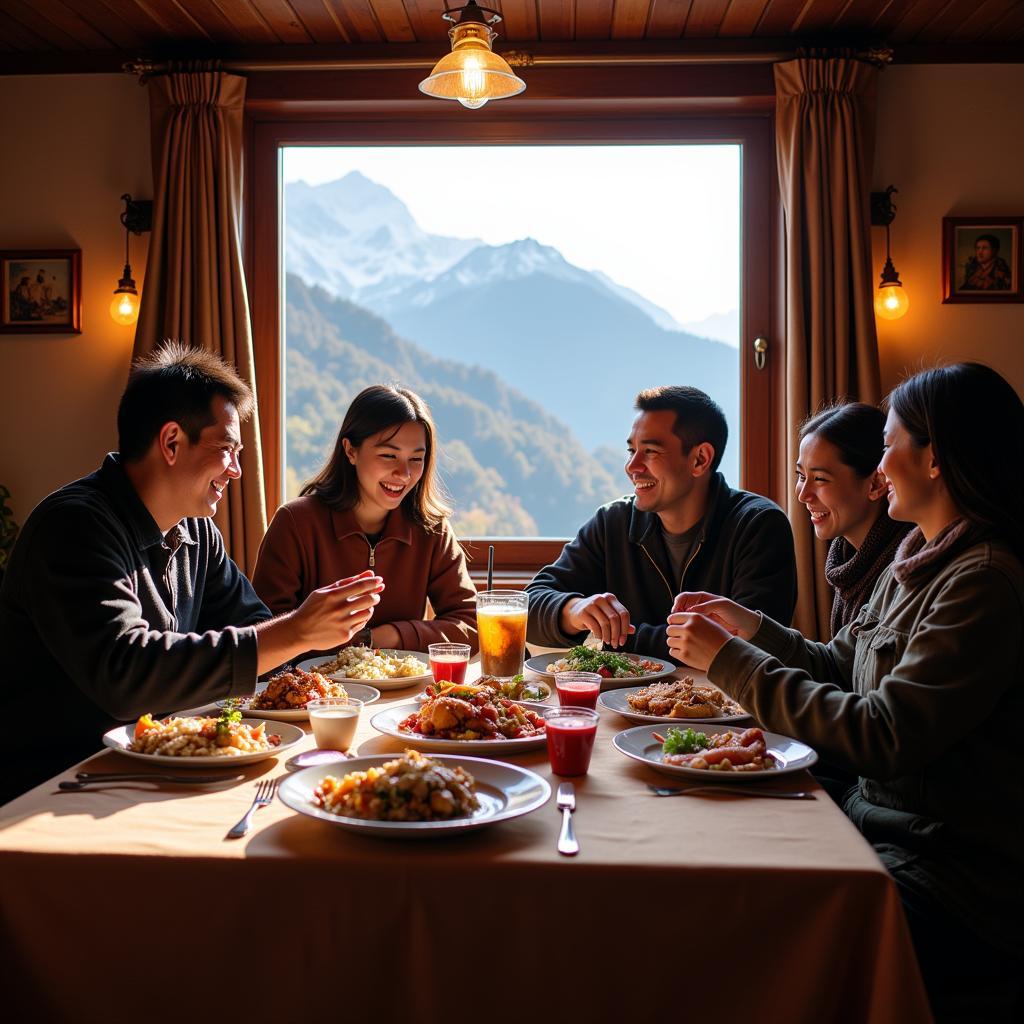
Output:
top-left (110, 193), bottom-right (152, 326)
top-left (419, 2), bottom-right (525, 109)
top-left (870, 185), bottom-right (909, 321)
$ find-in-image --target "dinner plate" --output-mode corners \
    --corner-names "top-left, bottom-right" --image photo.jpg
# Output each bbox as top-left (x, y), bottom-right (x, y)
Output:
top-left (215, 682), bottom-right (382, 721)
top-left (370, 703), bottom-right (548, 754)
top-left (597, 682), bottom-right (752, 726)
top-left (613, 723), bottom-right (818, 782)
top-left (297, 651), bottom-right (431, 691)
top-left (414, 679), bottom-right (553, 706)
top-left (102, 718), bottom-right (305, 767)
top-left (277, 755), bottom-right (551, 838)
top-left (525, 651), bottom-right (677, 690)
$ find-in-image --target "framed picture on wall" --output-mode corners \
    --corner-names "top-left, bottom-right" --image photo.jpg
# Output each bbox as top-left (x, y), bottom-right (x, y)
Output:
top-left (942, 217), bottom-right (1024, 303)
top-left (0, 249), bottom-right (82, 333)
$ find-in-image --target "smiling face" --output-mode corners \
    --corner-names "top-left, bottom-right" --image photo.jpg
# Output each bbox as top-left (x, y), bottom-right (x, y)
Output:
top-left (879, 408), bottom-right (935, 524)
top-left (344, 420), bottom-right (427, 527)
top-left (795, 433), bottom-right (885, 548)
top-left (173, 395), bottom-right (243, 519)
top-left (625, 410), bottom-right (703, 518)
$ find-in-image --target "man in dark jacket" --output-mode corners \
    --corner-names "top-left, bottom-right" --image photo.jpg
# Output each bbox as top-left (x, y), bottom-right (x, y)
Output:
top-left (527, 385), bottom-right (797, 661)
top-left (0, 343), bottom-right (383, 802)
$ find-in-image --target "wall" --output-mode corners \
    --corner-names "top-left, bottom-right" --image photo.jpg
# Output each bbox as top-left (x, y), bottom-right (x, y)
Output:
top-left (873, 64), bottom-right (1024, 396)
top-left (1, 64), bottom-right (1022, 521)
top-left (0, 74), bottom-right (150, 522)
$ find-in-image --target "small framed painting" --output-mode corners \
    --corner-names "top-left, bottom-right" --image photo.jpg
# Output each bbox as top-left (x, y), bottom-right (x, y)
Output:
top-left (942, 217), bottom-right (1023, 303)
top-left (1, 249), bottom-right (82, 333)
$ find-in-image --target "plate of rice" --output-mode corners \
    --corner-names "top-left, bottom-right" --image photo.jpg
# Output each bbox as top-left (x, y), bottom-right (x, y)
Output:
top-left (298, 646), bottom-right (431, 690)
top-left (102, 710), bottom-right (304, 767)
top-left (277, 749), bottom-right (551, 837)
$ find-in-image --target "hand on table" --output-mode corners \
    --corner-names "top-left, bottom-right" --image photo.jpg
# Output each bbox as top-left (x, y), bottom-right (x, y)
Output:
top-left (561, 592), bottom-right (635, 648)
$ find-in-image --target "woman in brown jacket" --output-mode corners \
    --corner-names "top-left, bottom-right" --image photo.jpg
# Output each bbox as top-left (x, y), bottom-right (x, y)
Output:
top-left (666, 363), bottom-right (1024, 1020)
top-left (253, 385), bottom-right (477, 654)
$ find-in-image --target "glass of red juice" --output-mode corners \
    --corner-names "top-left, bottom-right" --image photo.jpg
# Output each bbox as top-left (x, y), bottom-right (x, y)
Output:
top-left (544, 707), bottom-right (599, 776)
top-left (554, 671), bottom-right (601, 710)
top-left (428, 643), bottom-right (471, 685)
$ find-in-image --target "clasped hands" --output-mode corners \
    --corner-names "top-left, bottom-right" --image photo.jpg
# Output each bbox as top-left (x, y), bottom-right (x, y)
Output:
top-left (562, 588), bottom-right (757, 671)
top-left (665, 591), bottom-right (759, 671)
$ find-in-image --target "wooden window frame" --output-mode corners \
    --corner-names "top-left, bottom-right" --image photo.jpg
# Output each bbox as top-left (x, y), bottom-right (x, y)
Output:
top-left (245, 66), bottom-right (783, 580)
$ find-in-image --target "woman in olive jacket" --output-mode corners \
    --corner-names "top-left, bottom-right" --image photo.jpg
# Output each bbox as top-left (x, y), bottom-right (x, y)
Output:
top-left (666, 363), bottom-right (1024, 1020)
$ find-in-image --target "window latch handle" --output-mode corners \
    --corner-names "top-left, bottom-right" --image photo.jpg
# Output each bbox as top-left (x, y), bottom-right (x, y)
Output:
top-left (753, 336), bottom-right (768, 371)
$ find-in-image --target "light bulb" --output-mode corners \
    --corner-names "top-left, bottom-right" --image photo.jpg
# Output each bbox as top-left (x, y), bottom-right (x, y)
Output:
top-left (874, 284), bottom-right (910, 321)
top-left (458, 56), bottom-right (487, 107)
top-left (110, 290), bottom-right (140, 326)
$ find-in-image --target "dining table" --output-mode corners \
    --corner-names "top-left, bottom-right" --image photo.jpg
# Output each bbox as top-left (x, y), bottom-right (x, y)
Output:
top-left (0, 658), bottom-right (932, 1024)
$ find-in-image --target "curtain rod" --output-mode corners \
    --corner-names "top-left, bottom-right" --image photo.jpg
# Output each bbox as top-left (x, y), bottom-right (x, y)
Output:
top-left (123, 46), bottom-right (892, 78)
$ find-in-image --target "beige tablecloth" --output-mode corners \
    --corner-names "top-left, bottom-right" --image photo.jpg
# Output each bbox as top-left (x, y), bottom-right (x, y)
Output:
top-left (0, 670), bottom-right (931, 1024)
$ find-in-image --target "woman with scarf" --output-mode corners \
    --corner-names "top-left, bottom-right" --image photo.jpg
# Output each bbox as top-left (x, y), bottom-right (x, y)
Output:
top-left (796, 402), bottom-right (912, 637)
top-left (666, 363), bottom-right (1024, 1020)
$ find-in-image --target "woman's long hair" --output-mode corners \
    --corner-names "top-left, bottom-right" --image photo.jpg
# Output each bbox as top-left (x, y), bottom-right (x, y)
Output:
top-left (887, 363), bottom-right (1024, 557)
top-left (799, 401), bottom-right (885, 478)
top-left (300, 384), bottom-right (451, 531)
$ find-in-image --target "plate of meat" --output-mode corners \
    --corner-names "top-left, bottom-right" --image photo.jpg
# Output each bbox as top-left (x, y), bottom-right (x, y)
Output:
top-left (613, 723), bottom-right (817, 781)
top-left (598, 674), bottom-right (752, 725)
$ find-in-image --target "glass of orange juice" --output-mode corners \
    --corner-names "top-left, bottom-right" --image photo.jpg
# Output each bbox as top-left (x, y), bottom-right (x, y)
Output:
top-left (476, 590), bottom-right (529, 679)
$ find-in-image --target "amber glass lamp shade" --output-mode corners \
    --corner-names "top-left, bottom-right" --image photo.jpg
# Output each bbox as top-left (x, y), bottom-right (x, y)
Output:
top-left (110, 264), bottom-right (140, 326)
top-left (874, 283), bottom-right (910, 321)
top-left (419, 21), bottom-right (525, 109)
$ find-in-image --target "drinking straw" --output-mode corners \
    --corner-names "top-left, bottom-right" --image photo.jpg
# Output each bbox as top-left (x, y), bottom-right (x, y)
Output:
top-left (487, 544), bottom-right (494, 592)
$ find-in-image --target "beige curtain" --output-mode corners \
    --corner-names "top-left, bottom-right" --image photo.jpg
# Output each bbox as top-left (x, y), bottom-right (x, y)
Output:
top-left (135, 66), bottom-right (266, 575)
top-left (775, 57), bottom-right (882, 640)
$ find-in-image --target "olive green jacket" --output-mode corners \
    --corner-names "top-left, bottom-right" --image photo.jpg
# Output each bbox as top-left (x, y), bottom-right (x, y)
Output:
top-left (709, 531), bottom-right (1024, 955)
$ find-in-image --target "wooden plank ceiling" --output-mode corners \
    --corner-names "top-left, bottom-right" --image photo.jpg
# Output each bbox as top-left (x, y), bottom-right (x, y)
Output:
top-left (1, 0), bottom-right (1022, 53)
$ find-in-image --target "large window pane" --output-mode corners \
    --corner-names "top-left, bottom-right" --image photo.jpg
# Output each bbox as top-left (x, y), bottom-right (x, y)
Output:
top-left (282, 145), bottom-right (740, 537)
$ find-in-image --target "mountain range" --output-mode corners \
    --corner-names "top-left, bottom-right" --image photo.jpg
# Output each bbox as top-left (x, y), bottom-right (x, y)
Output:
top-left (283, 171), bottom-right (742, 531)
top-left (285, 273), bottom-right (625, 536)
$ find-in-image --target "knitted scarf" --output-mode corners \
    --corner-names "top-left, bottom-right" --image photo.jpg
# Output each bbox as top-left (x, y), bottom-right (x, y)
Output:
top-left (891, 518), bottom-right (973, 587)
top-left (824, 509), bottom-right (913, 636)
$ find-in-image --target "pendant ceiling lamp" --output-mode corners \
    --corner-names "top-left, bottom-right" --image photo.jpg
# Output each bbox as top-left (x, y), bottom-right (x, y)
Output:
top-left (419, 2), bottom-right (526, 110)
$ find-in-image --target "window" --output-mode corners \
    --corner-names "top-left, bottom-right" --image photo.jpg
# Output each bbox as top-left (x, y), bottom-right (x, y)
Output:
top-left (247, 85), bottom-right (781, 577)
top-left (280, 144), bottom-right (741, 540)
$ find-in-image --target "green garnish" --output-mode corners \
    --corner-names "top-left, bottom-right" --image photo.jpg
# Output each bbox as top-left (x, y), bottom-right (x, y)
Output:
top-left (661, 727), bottom-right (709, 755)
top-left (561, 645), bottom-right (637, 675)
top-left (217, 706), bottom-right (242, 734)
top-left (493, 674), bottom-right (546, 701)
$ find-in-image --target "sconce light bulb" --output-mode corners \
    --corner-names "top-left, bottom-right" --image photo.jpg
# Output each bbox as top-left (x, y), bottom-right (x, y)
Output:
top-left (110, 290), bottom-right (140, 326)
top-left (874, 284), bottom-right (910, 321)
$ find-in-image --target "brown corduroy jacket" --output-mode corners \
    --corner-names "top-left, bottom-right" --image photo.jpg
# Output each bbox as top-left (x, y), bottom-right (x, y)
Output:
top-left (252, 496), bottom-right (478, 653)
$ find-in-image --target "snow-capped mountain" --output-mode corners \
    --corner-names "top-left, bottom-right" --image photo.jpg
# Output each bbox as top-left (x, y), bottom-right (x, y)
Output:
top-left (285, 173), bottom-right (684, 331)
top-left (285, 172), bottom-right (481, 300)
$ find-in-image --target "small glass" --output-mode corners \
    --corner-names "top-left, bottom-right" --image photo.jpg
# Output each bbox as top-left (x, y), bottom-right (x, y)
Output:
top-left (554, 671), bottom-right (602, 711)
top-left (428, 643), bottom-right (471, 685)
top-left (307, 697), bottom-right (363, 753)
top-left (544, 706), bottom-right (599, 777)
top-left (476, 590), bottom-right (529, 679)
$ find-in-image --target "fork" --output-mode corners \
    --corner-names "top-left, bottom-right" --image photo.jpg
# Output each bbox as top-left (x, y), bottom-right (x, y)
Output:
top-left (556, 782), bottom-right (579, 856)
top-left (226, 779), bottom-right (277, 839)
top-left (647, 783), bottom-right (815, 800)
